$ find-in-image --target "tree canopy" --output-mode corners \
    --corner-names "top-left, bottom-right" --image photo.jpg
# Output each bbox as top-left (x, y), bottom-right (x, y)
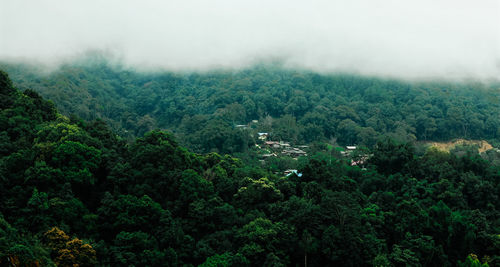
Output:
top-left (0, 68), bottom-right (498, 266)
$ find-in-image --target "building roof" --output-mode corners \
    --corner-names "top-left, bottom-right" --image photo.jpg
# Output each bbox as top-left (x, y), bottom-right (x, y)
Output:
top-left (265, 141), bottom-right (279, 145)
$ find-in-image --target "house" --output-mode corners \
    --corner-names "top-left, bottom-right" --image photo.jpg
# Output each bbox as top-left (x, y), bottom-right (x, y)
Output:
top-left (264, 141), bottom-right (280, 148)
top-left (279, 141), bottom-right (291, 148)
top-left (258, 132), bottom-right (268, 140)
top-left (261, 153), bottom-right (277, 158)
top-left (346, 146), bottom-right (357, 150)
top-left (235, 124), bottom-right (248, 129)
top-left (282, 148), bottom-right (307, 157)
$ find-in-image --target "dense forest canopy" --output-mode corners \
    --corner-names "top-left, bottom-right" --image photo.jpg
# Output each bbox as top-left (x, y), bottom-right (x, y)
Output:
top-left (0, 66), bottom-right (499, 266)
top-left (2, 61), bottom-right (500, 155)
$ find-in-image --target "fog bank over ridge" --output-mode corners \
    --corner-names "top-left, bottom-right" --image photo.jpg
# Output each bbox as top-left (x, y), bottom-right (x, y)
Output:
top-left (1, 0), bottom-right (499, 80)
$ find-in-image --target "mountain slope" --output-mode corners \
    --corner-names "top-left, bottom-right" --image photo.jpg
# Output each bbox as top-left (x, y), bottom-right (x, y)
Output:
top-left (3, 61), bottom-right (500, 154)
top-left (1, 69), bottom-right (498, 266)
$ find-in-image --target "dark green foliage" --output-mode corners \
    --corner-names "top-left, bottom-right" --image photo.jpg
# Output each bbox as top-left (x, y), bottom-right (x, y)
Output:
top-left (4, 62), bottom-right (500, 152)
top-left (0, 70), bottom-right (16, 109)
top-left (0, 213), bottom-right (53, 266)
top-left (0, 69), bottom-right (498, 266)
top-left (370, 139), bottom-right (414, 175)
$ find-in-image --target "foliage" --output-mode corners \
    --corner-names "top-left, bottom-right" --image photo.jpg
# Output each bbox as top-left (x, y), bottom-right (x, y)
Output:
top-left (3, 62), bottom-right (500, 153)
top-left (0, 69), bottom-right (498, 266)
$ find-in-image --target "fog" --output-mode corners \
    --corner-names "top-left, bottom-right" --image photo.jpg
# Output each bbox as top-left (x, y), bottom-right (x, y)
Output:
top-left (1, 0), bottom-right (499, 79)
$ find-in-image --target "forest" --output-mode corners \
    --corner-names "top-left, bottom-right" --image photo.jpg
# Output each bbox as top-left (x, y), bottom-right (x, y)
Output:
top-left (2, 61), bottom-right (500, 155)
top-left (0, 64), bottom-right (499, 266)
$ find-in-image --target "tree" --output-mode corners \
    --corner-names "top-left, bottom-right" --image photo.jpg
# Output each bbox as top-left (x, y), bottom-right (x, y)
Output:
top-left (235, 177), bottom-right (283, 209)
top-left (237, 218), bottom-right (294, 266)
top-left (199, 252), bottom-right (249, 267)
top-left (43, 227), bottom-right (96, 266)
top-left (0, 70), bottom-right (16, 109)
top-left (369, 139), bottom-right (414, 175)
top-left (179, 169), bottom-right (214, 204)
top-left (458, 254), bottom-right (490, 267)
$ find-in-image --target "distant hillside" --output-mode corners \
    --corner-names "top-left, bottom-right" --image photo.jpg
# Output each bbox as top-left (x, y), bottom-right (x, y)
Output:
top-left (2, 60), bottom-right (500, 154)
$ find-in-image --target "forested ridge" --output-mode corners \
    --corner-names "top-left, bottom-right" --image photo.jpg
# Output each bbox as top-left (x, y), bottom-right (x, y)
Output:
top-left (0, 68), bottom-right (499, 266)
top-left (2, 61), bottom-right (500, 155)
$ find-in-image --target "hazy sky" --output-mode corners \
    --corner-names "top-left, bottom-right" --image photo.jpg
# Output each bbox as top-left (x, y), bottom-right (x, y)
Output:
top-left (1, 0), bottom-right (499, 79)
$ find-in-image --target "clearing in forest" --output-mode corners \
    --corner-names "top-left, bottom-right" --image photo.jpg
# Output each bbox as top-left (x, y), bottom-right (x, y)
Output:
top-left (424, 139), bottom-right (494, 153)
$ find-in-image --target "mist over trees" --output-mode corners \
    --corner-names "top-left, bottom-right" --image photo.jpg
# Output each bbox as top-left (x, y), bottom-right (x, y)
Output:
top-left (2, 0), bottom-right (499, 265)
top-left (2, 1), bottom-right (499, 80)
top-left (2, 61), bottom-right (500, 155)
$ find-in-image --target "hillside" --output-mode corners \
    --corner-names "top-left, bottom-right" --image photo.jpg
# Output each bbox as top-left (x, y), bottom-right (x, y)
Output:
top-left (1, 68), bottom-right (498, 266)
top-left (2, 61), bottom-right (500, 155)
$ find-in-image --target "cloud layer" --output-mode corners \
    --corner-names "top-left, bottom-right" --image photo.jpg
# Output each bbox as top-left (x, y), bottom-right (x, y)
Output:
top-left (1, 0), bottom-right (499, 79)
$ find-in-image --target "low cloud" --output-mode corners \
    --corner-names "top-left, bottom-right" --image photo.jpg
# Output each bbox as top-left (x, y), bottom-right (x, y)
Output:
top-left (1, 0), bottom-right (499, 79)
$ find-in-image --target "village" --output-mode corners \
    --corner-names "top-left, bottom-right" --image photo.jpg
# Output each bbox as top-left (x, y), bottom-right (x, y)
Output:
top-left (234, 120), bottom-right (371, 177)
top-left (254, 132), bottom-right (308, 159)
top-left (252, 131), bottom-right (368, 176)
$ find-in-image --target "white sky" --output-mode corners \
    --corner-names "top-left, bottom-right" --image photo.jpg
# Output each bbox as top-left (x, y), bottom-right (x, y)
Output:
top-left (1, 0), bottom-right (499, 79)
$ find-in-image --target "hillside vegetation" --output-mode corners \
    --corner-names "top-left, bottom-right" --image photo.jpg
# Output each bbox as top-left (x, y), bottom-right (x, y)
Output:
top-left (426, 139), bottom-right (494, 153)
top-left (0, 68), bottom-right (498, 266)
top-left (2, 61), bottom-right (500, 155)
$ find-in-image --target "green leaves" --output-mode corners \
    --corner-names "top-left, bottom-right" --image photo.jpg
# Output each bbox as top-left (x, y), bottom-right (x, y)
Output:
top-left (98, 194), bottom-right (168, 235)
top-left (369, 139), bottom-right (414, 175)
top-left (235, 177), bottom-right (283, 208)
top-left (1, 67), bottom-right (500, 266)
top-left (237, 218), bottom-right (294, 265)
top-left (51, 141), bottom-right (101, 185)
top-left (458, 254), bottom-right (490, 267)
top-left (179, 169), bottom-right (214, 203)
top-left (199, 252), bottom-right (249, 267)
top-left (0, 70), bottom-right (16, 109)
